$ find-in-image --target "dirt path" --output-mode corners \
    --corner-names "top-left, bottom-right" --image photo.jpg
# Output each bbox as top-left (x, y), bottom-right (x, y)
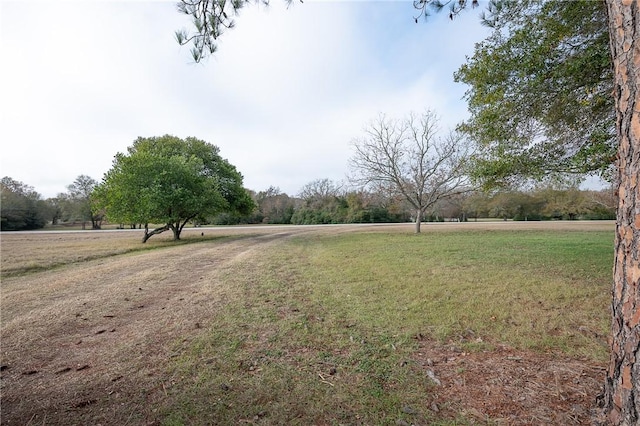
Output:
top-left (1, 231), bottom-right (298, 425)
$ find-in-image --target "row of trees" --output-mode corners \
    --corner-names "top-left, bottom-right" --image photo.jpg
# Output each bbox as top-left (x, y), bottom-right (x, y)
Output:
top-left (243, 181), bottom-right (615, 225)
top-left (3, 170), bottom-right (615, 234)
top-left (1, 175), bottom-right (101, 231)
top-left (239, 181), bottom-right (411, 226)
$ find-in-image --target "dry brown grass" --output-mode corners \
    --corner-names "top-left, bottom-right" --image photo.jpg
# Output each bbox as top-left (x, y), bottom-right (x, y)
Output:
top-left (0, 227), bottom-right (292, 277)
top-left (1, 228), bottom-right (305, 425)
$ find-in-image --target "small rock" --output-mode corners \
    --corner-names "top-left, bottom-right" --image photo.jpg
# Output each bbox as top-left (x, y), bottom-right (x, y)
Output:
top-left (396, 420), bottom-right (410, 426)
top-left (430, 402), bottom-right (439, 413)
top-left (329, 367), bottom-right (337, 375)
top-left (571, 404), bottom-right (586, 415)
top-left (401, 406), bottom-right (417, 415)
top-left (426, 369), bottom-right (441, 386)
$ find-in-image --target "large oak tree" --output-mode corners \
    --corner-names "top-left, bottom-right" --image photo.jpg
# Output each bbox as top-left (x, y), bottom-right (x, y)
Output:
top-left (97, 135), bottom-right (254, 242)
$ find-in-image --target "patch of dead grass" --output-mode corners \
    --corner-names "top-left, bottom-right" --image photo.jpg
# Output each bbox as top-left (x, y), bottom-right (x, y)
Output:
top-left (0, 232), bottom-right (294, 425)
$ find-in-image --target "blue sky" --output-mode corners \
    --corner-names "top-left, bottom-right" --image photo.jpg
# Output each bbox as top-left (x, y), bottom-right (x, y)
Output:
top-left (1, 0), bottom-right (492, 198)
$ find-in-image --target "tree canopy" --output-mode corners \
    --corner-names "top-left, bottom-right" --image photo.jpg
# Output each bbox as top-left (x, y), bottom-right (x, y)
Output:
top-left (0, 177), bottom-right (49, 231)
top-left (66, 175), bottom-right (103, 229)
top-left (97, 135), bottom-right (254, 242)
top-left (454, 0), bottom-right (614, 188)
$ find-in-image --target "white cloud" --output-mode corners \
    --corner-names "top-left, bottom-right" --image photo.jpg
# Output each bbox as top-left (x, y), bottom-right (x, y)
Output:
top-left (1, 0), bottom-right (490, 198)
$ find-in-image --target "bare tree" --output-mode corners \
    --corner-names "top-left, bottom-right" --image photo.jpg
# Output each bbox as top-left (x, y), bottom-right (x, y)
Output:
top-left (349, 110), bottom-right (472, 233)
top-left (298, 178), bottom-right (343, 206)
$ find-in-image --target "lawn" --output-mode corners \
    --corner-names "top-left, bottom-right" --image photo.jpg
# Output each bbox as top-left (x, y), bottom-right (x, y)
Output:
top-left (0, 222), bottom-right (614, 425)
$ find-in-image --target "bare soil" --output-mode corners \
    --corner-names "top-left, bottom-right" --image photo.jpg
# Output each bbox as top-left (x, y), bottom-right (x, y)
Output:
top-left (0, 223), bottom-right (610, 425)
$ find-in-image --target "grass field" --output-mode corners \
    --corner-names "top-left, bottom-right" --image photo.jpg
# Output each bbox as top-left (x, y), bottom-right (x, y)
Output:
top-left (0, 221), bottom-right (614, 425)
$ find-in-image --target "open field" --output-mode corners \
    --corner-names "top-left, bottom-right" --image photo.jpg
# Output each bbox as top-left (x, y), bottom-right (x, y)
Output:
top-left (1, 221), bottom-right (614, 424)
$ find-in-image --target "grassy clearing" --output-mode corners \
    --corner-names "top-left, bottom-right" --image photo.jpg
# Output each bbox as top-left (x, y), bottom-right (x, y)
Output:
top-left (303, 230), bottom-right (611, 355)
top-left (161, 226), bottom-right (612, 425)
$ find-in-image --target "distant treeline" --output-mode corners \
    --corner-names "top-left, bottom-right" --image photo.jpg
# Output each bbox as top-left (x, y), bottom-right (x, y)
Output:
top-left (1, 176), bottom-right (615, 232)
top-left (215, 180), bottom-right (616, 226)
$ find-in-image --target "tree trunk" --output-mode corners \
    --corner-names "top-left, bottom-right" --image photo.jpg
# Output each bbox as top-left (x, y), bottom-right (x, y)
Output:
top-left (603, 1), bottom-right (640, 424)
top-left (170, 223), bottom-right (181, 241)
top-left (415, 209), bottom-right (422, 233)
top-left (142, 224), bottom-right (170, 243)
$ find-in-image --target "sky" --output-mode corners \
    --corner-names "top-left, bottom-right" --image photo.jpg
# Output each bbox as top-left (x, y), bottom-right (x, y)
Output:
top-left (1, 0), bottom-right (494, 199)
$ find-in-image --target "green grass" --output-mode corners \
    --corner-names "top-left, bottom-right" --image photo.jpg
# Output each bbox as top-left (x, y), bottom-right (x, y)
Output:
top-left (303, 230), bottom-right (611, 353)
top-left (161, 228), bottom-right (612, 425)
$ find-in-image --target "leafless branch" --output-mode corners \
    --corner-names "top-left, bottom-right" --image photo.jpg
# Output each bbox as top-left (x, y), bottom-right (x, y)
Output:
top-left (349, 110), bottom-right (475, 232)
